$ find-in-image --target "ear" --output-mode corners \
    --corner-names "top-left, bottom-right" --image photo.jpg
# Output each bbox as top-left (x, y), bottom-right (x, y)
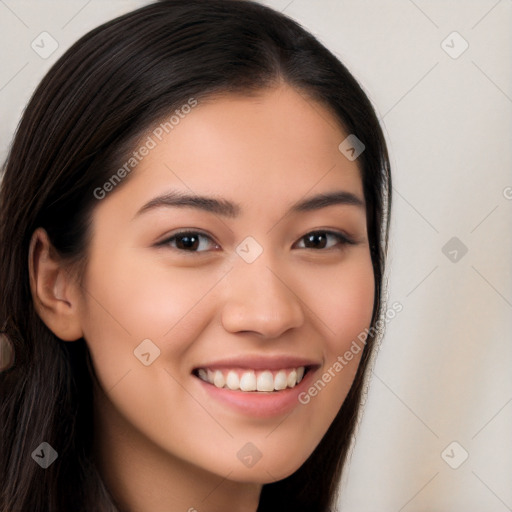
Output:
top-left (28, 227), bottom-right (84, 341)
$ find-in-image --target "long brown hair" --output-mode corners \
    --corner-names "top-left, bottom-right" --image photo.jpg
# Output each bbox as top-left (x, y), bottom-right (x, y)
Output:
top-left (0, 1), bottom-right (391, 510)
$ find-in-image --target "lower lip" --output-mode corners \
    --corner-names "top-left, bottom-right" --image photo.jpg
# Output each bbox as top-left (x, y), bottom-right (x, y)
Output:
top-left (193, 368), bottom-right (316, 418)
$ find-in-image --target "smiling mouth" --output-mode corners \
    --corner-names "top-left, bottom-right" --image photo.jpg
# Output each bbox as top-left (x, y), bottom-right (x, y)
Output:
top-left (192, 366), bottom-right (311, 392)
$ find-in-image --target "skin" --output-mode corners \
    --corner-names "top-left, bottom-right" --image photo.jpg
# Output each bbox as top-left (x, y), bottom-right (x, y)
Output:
top-left (29, 84), bottom-right (375, 512)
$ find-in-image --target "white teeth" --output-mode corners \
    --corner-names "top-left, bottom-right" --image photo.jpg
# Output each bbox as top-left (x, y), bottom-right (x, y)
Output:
top-left (287, 369), bottom-right (297, 388)
top-left (226, 371), bottom-right (239, 390)
top-left (274, 370), bottom-right (288, 390)
top-left (240, 371), bottom-right (257, 391)
top-left (213, 370), bottom-right (225, 388)
top-left (197, 366), bottom-right (307, 392)
top-left (257, 370), bottom-right (275, 392)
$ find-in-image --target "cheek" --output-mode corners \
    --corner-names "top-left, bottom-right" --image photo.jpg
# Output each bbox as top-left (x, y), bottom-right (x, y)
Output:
top-left (301, 251), bottom-right (375, 353)
top-left (77, 253), bottom-right (212, 406)
top-left (292, 251), bottom-right (375, 435)
top-left (326, 259), bottom-right (375, 344)
top-left (324, 253), bottom-right (375, 393)
top-left (80, 249), bottom-right (220, 354)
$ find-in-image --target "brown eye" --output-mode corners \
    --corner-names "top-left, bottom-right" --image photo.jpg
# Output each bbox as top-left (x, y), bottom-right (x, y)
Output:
top-left (303, 232), bottom-right (329, 249)
top-left (159, 231), bottom-right (219, 253)
top-left (174, 233), bottom-right (200, 251)
top-left (296, 231), bottom-right (355, 250)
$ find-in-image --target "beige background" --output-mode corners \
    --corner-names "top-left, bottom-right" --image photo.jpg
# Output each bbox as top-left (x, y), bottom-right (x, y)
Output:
top-left (1, 1), bottom-right (511, 510)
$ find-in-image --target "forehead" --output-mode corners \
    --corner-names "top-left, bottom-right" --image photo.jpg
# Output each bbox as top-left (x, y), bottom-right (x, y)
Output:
top-left (95, 85), bottom-right (364, 220)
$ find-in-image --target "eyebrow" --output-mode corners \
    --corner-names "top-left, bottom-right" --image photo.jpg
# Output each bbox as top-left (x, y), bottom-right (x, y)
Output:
top-left (133, 189), bottom-right (364, 219)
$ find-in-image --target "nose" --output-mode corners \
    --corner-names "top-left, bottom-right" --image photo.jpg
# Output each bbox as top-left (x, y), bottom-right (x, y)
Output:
top-left (220, 255), bottom-right (305, 339)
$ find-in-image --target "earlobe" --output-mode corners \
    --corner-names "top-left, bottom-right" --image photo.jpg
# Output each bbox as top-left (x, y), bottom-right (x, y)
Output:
top-left (28, 227), bottom-right (84, 341)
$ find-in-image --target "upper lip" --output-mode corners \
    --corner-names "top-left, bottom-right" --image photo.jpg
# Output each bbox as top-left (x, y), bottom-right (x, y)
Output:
top-left (193, 355), bottom-right (322, 372)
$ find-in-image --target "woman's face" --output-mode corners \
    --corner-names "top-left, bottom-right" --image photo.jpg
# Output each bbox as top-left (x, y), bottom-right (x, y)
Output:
top-left (78, 84), bottom-right (374, 484)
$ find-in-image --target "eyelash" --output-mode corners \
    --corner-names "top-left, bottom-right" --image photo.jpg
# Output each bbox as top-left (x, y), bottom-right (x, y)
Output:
top-left (157, 229), bottom-right (356, 254)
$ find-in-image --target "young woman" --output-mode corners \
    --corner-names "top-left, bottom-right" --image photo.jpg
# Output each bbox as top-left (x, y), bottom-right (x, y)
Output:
top-left (0, 1), bottom-right (391, 510)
